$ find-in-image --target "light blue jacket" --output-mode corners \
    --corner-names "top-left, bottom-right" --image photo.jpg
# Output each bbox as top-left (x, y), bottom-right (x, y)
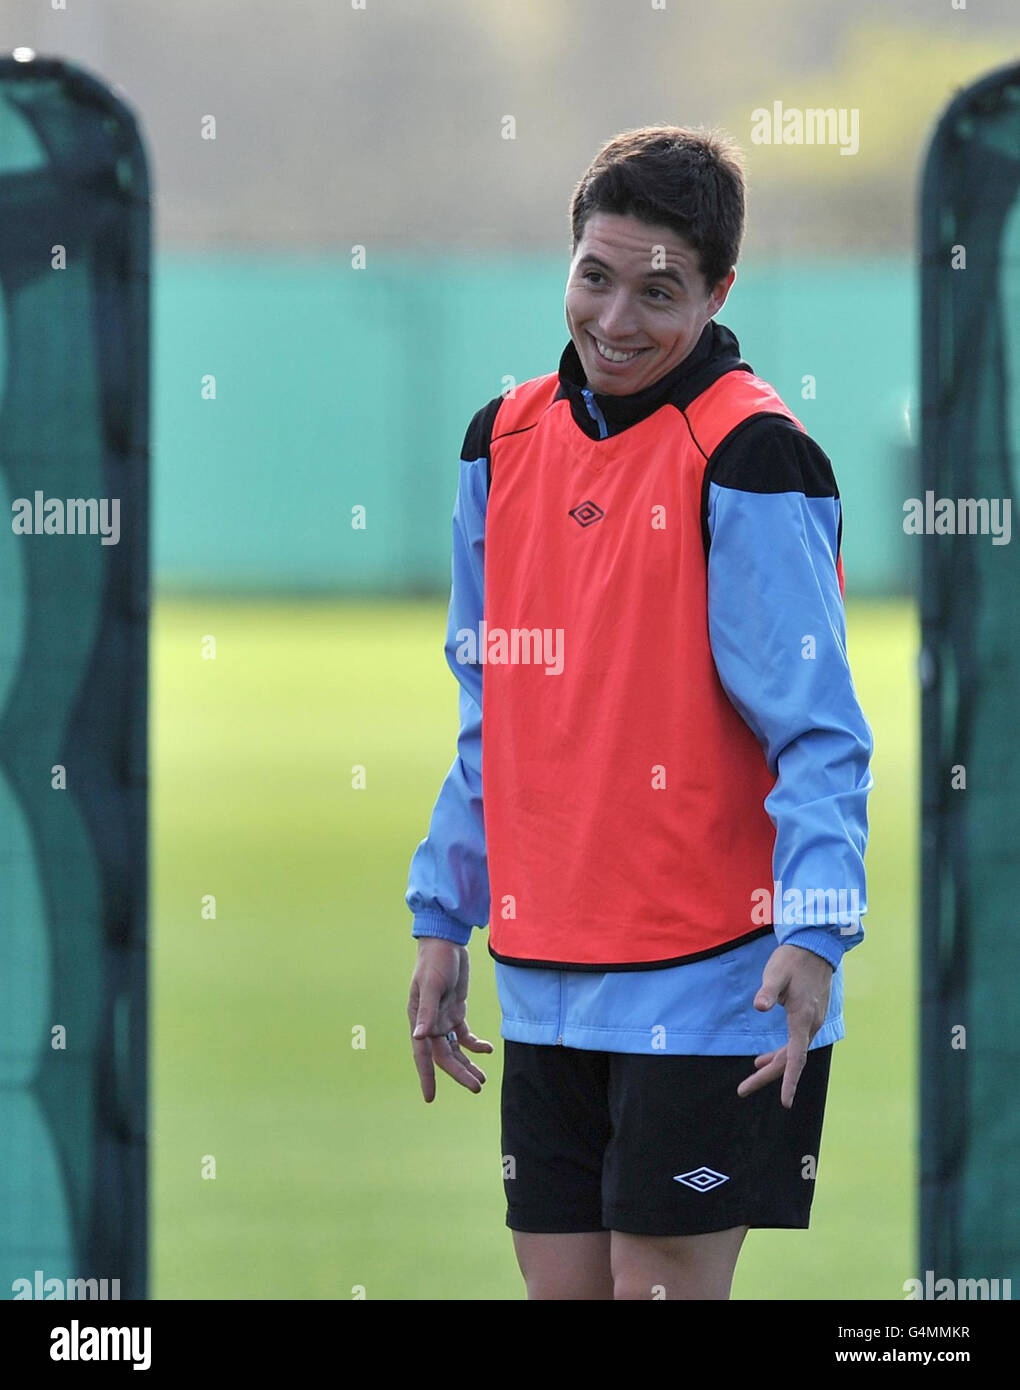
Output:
top-left (407, 342), bottom-right (874, 1055)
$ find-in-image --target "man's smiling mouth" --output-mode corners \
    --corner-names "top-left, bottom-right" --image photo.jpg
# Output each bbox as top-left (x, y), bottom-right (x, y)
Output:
top-left (591, 334), bottom-right (650, 363)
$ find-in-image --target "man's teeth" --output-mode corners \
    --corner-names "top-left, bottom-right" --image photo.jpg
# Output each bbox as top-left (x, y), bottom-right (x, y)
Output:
top-left (595, 339), bottom-right (643, 362)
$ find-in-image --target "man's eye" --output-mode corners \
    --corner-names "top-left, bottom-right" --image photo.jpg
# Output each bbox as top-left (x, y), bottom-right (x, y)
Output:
top-left (647, 286), bottom-right (671, 301)
top-left (582, 270), bottom-right (603, 284)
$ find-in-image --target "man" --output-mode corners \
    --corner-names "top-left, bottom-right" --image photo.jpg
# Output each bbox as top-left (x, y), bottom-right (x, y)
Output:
top-left (405, 125), bottom-right (873, 1301)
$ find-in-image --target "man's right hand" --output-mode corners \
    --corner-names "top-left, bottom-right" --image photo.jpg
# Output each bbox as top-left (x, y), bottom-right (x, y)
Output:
top-left (407, 937), bottom-right (493, 1102)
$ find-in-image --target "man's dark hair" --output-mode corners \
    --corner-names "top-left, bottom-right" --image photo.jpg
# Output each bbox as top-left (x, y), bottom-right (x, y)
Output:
top-left (568, 125), bottom-right (746, 289)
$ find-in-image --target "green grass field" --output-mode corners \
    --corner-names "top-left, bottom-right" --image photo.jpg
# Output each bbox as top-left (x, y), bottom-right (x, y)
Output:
top-left (152, 595), bottom-right (917, 1300)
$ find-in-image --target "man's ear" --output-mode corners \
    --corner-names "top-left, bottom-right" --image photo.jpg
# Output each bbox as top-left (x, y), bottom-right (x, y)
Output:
top-left (708, 267), bottom-right (736, 316)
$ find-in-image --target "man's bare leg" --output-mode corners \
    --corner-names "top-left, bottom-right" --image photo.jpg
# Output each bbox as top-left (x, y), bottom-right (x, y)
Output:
top-left (610, 1225), bottom-right (749, 1300)
top-left (511, 1231), bottom-right (614, 1300)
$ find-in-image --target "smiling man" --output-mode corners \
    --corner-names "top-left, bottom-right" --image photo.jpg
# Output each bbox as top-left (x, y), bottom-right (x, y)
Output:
top-left (565, 212), bottom-right (732, 394)
top-left (406, 125), bottom-right (874, 1301)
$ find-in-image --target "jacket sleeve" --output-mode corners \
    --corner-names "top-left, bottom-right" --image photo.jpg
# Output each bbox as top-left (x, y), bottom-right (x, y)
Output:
top-left (405, 436), bottom-right (491, 945)
top-left (704, 416), bottom-right (874, 969)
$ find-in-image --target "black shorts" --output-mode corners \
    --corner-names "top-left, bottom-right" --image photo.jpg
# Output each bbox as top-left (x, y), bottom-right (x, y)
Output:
top-left (501, 1040), bottom-right (833, 1236)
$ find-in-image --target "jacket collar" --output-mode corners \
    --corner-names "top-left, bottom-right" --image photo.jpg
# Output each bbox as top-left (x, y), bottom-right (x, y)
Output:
top-left (555, 319), bottom-right (750, 438)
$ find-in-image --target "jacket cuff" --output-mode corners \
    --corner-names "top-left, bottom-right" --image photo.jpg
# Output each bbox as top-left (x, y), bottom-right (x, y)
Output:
top-left (411, 910), bottom-right (473, 946)
top-left (780, 926), bottom-right (850, 970)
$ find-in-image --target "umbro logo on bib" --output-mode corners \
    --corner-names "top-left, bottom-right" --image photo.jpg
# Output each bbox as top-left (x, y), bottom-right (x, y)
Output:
top-left (673, 1166), bottom-right (730, 1192)
top-left (568, 500), bottom-right (604, 527)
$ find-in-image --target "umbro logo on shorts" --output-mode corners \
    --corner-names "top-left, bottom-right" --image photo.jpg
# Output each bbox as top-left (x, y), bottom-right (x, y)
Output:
top-left (672, 1166), bottom-right (730, 1192)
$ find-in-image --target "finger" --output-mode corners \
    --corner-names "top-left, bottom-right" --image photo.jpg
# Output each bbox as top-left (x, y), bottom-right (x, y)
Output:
top-left (411, 1033), bottom-right (437, 1103)
top-left (451, 1051), bottom-right (488, 1085)
top-left (442, 1028), bottom-right (488, 1082)
top-left (737, 1049), bottom-right (786, 1098)
top-left (753, 965), bottom-right (790, 1012)
top-left (753, 977), bottom-right (788, 1010)
top-left (454, 1026), bottom-right (494, 1054)
top-left (781, 1034), bottom-right (809, 1109)
top-left (433, 1038), bottom-right (485, 1093)
top-left (406, 978), bottom-right (420, 1026)
top-left (411, 984), bottom-right (439, 1039)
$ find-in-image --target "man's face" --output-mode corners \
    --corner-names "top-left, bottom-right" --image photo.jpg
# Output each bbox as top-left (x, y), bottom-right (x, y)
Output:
top-left (564, 211), bottom-right (735, 395)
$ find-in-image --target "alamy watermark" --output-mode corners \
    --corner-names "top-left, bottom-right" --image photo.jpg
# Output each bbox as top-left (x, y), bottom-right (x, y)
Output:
top-left (50, 1321), bottom-right (150, 1371)
top-left (750, 101), bottom-right (859, 156)
top-left (11, 491), bottom-right (120, 545)
top-left (902, 492), bottom-right (1011, 545)
top-left (751, 880), bottom-right (861, 931)
top-left (13, 1269), bottom-right (120, 1299)
top-left (903, 1271), bottom-right (1011, 1300)
top-left (454, 621), bottom-right (564, 676)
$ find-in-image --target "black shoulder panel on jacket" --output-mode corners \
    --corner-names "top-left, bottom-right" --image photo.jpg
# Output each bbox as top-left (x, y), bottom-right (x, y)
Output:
top-left (709, 414), bottom-right (839, 496)
top-left (701, 414), bottom-right (841, 560)
top-left (460, 395), bottom-right (505, 492)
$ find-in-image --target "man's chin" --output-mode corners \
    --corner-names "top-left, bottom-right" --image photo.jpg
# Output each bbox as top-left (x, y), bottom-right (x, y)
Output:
top-left (586, 363), bottom-right (656, 394)
top-left (583, 350), bottom-right (658, 393)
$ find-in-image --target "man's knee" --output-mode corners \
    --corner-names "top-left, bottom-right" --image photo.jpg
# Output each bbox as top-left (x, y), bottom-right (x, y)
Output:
top-left (513, 1229), bottom-right (614, 1300)
top-left (611, 1226), bottom-right (748, 1300)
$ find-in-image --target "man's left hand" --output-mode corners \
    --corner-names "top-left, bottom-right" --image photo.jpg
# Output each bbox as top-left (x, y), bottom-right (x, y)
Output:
top-left (737, 944), bottom-right (835, 1109)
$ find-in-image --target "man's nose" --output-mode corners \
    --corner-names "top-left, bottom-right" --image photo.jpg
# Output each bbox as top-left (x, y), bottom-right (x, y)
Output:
top-left (597, 291), bottom-right (639, 339)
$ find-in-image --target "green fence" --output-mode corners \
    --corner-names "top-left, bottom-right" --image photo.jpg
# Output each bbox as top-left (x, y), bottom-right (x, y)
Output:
top-left (154, 253), bottom-right (917, 597)
top-left (920, 59), bottom-right (1020, 1294)
top-left (0, 54), bottom-right (149, 1302)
